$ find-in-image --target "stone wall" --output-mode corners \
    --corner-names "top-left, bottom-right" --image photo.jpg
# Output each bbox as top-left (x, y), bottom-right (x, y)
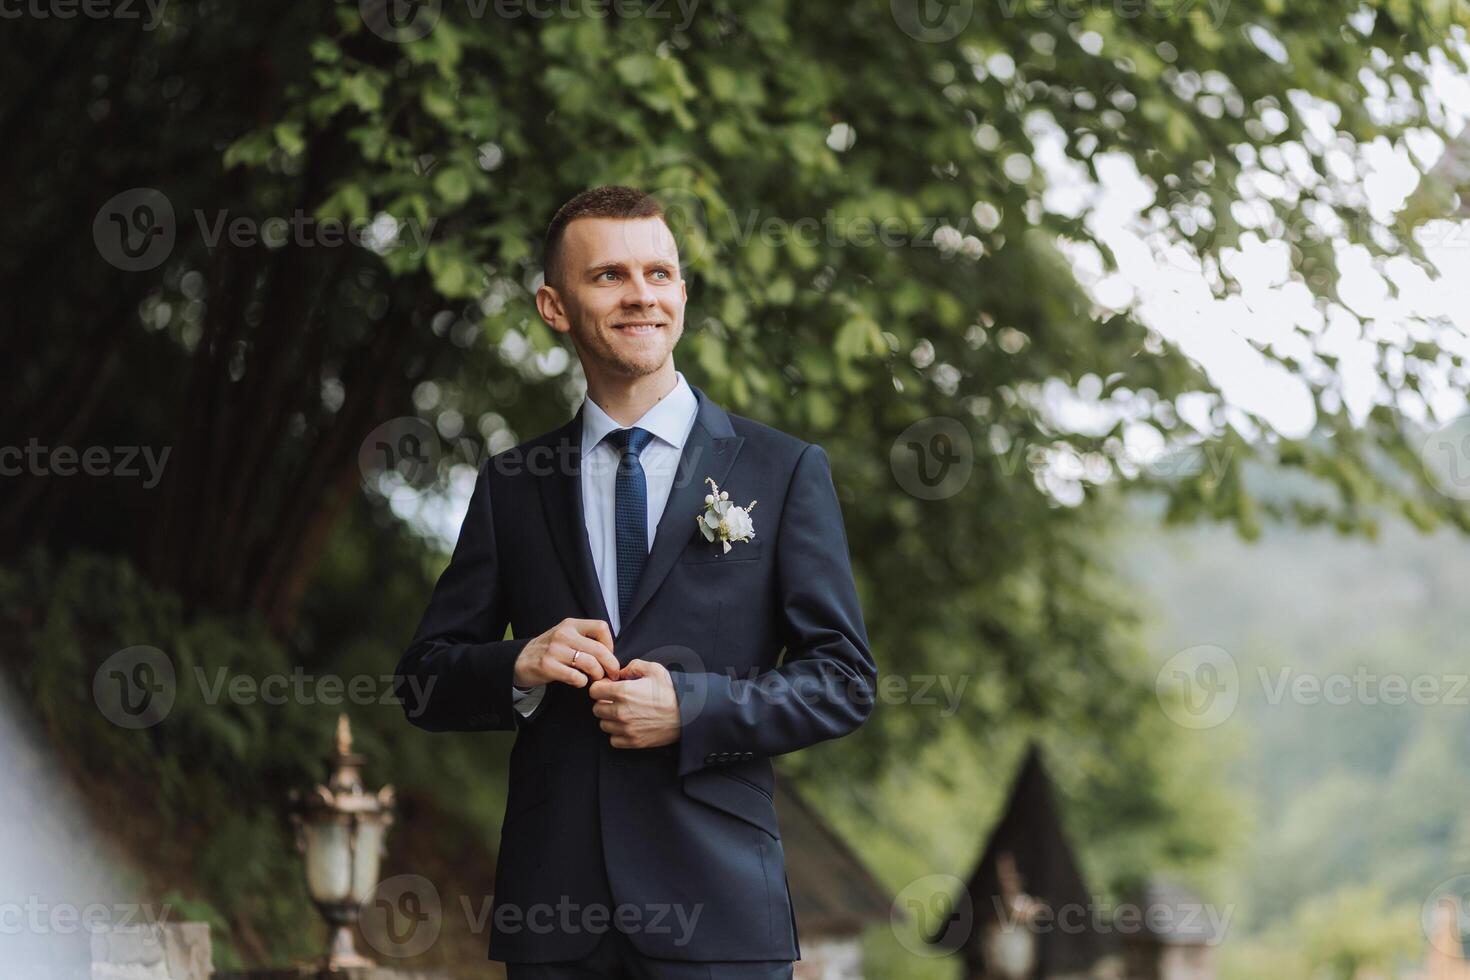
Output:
top-left (793, 936), bottom-right (865, 980)
top-left (91, 922), bottom-right (212, 980)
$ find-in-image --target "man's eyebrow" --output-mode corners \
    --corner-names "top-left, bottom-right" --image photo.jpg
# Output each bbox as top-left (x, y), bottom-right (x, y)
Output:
top-left (583, 259), bottom-right (676, 275)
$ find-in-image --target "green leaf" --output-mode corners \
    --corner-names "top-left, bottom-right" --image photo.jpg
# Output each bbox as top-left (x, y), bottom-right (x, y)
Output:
top-left (426, 243), bottom-right (480, 298)
top-left (222, 131), bottom-right (274, 170)
top-left (421, 86), bottom-right (459, 123)
top-left (709, 120), bottom-right (746, 158)
top-left (316, 183), bottom-right (370, 222)
top-left (432, 167), bottom-right (473, 207)
top-left (273, 122), bottom-right (306, 157)
top-left (344, 74), bottom-right (383, 114)
top-left (615, 54), bottom-right (658, 88)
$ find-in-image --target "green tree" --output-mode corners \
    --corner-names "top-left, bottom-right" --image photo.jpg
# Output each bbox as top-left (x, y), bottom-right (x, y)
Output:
top-left (3, 2), bottom-right (1468, 969)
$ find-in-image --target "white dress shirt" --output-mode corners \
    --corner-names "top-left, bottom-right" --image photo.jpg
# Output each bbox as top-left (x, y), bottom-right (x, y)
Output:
top-left (512, 371), bottom-right (700, 716)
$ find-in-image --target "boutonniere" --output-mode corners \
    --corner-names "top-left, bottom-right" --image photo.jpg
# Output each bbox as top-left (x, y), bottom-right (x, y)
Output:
top-left (697, 477), bottom-right (757, 554)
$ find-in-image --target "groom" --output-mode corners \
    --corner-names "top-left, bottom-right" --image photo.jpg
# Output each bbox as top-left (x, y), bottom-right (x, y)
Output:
top-left (395, 186), bottom-right (876, 977)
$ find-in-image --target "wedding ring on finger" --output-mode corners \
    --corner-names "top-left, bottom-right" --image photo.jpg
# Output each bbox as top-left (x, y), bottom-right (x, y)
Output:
top-left (571, 650), bottom-right (581, 668)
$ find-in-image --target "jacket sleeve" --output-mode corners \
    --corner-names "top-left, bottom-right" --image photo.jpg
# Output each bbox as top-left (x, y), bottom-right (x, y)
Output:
top-left (395, 460), bottom-right (533, 732)
top-left (673, 443), bottom-right (877, 776)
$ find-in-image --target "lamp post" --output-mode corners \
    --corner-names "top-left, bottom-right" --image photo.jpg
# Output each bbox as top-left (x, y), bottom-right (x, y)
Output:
top-left (291, 714), bottom-right (396, 973)
top-left (982, 852), bottom-right (1045, 980)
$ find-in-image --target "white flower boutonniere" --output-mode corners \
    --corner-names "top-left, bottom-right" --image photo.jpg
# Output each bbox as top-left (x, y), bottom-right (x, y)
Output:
top-left (697, 477), bottom-right (757, 554)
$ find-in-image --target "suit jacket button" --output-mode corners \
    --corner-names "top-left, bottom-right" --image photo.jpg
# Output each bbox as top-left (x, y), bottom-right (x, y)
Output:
top-left (705, 754), bottom-right (716, 764)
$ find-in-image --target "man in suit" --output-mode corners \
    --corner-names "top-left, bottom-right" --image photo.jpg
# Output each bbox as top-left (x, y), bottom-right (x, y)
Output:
top-left (395, 186), bottom-right (876, 978)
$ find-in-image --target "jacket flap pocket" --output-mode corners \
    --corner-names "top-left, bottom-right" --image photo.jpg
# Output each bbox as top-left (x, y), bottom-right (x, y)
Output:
top-left (501, 778), bottom-right (549, 832)
top-left (681, 769), bottom-right (780, 839)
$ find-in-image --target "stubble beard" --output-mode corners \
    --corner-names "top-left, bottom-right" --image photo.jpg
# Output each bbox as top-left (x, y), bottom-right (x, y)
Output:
top-left (574, 317), bottom-right (678, 380)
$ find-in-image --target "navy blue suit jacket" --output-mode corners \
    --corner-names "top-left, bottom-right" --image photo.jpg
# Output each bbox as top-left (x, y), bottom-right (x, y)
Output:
top-left (394, 385), bottom-right (876, 963)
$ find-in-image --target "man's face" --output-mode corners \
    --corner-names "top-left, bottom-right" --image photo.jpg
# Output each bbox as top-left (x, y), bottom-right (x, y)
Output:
top-left (538, 216), bottom-right (687, 380)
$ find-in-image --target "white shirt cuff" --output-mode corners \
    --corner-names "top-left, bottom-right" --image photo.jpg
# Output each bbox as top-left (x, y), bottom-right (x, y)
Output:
top-left (511, 684), bottom-right (546, 718)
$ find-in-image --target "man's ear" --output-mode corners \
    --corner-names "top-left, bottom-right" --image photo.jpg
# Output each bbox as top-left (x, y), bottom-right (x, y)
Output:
top-left (535, 283), bottom-right (571, 335)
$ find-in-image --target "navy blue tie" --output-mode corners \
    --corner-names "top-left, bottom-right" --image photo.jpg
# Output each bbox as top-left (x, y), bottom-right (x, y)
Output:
top-left (606, 426), bottom-right (655, 626)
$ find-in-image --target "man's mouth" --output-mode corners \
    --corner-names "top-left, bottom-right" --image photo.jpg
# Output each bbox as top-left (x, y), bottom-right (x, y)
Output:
top-left (613, 322), bottom-right (665, 336)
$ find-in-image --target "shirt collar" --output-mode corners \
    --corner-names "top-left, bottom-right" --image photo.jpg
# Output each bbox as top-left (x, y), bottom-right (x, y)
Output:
top-left (580, 370), bottom-right (698, 456)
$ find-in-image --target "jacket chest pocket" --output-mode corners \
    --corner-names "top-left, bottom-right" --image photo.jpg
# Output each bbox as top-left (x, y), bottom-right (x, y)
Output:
top-left (680, 536), bottom-right (764, 565)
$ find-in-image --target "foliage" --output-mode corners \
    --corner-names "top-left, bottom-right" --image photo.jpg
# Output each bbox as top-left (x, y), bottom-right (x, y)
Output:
top-left (1221, 885), bottom-right (1423, 980)
top-left (0, 547), bottom-right (509, 971)
top-left (3, 1), bottom-right (1469, 972)
top-left (1127, 503), bottom-right (1470, 979)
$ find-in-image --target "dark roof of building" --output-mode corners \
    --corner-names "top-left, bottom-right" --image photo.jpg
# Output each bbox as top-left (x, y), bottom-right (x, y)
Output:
top-left (927, 743), bottom-right (1119, 974)
top-left (1120, 878), bottom-right (1222, 945)
top-left (776, 781), bottom-right (892, 937)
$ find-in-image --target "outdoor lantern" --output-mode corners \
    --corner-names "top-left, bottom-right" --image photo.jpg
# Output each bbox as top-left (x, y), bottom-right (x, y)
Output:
top-left (291, 714), bottom-right (396, 972)
top-left (982, 852), bottom-right (1044, 980)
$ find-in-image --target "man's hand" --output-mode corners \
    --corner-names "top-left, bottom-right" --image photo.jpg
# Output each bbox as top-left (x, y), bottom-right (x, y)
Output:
top-left (589, 659), bottom-right (681, 749)
top-left (514, 618), bottom-right (619, 689)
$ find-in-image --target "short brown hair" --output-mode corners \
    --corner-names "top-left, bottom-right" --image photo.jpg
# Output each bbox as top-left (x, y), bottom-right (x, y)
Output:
top-left (542, 185), bottom-right (666, 288)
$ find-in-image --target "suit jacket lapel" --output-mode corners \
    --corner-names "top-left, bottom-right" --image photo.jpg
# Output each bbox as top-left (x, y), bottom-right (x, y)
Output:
top-left (538, 406), bottom-right (614, 626)
top-left (621, 386), bottom-right (743, 634)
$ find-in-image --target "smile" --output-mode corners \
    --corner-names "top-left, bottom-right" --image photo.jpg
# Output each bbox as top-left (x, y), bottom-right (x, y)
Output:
top-left (613, 322), bottom-right (664, 335)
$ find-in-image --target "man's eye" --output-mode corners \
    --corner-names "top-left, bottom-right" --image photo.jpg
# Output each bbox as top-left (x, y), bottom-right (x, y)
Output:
top-left (598, 271), bottom-right (619, 281)
top-left (652, 270), bottom-right (670, 280)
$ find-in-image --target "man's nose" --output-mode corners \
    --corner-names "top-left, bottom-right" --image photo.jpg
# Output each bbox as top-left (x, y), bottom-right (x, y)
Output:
top-left (623, 279), bottom-right (658, 308)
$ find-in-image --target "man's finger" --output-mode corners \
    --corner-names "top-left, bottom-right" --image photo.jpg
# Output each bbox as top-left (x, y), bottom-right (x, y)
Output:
top-left (621, 658), bottom-right (665, 679)
top-left (561, 643), bottom-right (606, 681)
top-left (576, 618), bottom-right (615, 652)
top-left (591, 700), bottom-right (619, 720)
top-left (599, 719), bottom-right (627, 736)
top-left (587, 679), bottom-right (620, 701)
top-left (568, 634), bottom-right (619, 680)
top-left (548, 663), bottom-right (589, 688)
top-left (569, 618), bottom-right (615, 653)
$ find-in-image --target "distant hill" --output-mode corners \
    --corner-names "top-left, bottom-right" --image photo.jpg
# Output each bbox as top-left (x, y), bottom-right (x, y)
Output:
top-left (1117, 489), bottom-right (1470, 938)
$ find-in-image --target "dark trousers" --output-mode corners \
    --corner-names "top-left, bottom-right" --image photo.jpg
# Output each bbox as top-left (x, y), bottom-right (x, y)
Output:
top-left (504, 929), bottom-right (793, 979)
